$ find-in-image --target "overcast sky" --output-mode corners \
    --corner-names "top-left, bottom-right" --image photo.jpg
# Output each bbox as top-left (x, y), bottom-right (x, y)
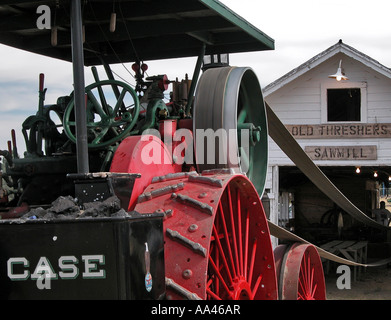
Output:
top-left (0, 0), bottom-right (390, 153)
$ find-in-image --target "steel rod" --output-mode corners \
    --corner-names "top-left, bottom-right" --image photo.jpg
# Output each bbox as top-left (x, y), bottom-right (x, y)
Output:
top-left (186, 43), bottom-right (205, 116)
top-left (70, 0), bottom-right (89, 174)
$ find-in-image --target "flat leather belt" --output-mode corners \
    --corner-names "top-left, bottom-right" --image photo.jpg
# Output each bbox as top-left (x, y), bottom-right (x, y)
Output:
top-left (265, 102), bottom-right (391, 266)
top-left (268, 220), bottom-right (391, 267)
top-left (265, 102), bottom-right (387, 230)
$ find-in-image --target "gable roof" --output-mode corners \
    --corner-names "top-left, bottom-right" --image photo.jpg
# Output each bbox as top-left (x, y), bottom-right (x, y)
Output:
top-left (264, 39), bottom-right (391, 96)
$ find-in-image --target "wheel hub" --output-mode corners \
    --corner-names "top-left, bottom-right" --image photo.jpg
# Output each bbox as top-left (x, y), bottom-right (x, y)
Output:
top-left (231, 277), bottom-right (253, 300)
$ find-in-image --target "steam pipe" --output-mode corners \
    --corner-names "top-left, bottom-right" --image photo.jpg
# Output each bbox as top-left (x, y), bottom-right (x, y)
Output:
top-left (70, 0), bottom-right (89, 174)
top-left (186, 43), bottom-right (205, 116)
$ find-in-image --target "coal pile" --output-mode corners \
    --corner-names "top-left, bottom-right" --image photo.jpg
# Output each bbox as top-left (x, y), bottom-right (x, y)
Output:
top-left (21, 195), bottom-right (131, 220)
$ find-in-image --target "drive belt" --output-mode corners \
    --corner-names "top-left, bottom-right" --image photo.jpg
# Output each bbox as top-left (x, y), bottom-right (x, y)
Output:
top-left (268, 220), bottom-right (391, 267)
top-left (265, 102), bottom-right (391, 266)
top-left (265, 102), bottom-right (388, 230)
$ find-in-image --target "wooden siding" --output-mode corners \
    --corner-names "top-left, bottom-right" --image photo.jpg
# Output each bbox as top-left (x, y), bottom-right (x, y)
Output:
top-left (265, 53), bottom-right (391, 169)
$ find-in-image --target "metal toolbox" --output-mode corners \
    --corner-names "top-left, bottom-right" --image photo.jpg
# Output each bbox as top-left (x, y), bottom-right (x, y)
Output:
top-left (0, 213), bottom-right (165, 300)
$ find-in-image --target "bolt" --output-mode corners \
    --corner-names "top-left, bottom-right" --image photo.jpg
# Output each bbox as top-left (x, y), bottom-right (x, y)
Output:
top-left (182, 269), bottom-right (192, 279)
top-left (188, 224), bottom-right (198, 232)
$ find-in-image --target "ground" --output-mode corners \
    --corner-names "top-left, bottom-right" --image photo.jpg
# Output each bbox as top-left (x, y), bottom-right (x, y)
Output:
top-left (326, 264), bottom-right (391, 300)
top-left (324, 192), bottom-right (391, 300)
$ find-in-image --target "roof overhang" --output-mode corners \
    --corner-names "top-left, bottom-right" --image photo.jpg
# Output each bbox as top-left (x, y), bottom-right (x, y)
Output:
top-left (264, 40), bottom-right (391, 96)
top-left (0, 0), bottom-right (274, 66)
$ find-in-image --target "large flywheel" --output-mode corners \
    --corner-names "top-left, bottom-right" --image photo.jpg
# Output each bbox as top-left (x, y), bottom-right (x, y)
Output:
top-left (134, 170), bottom-right (277, 300)
top-left (193, 67), bottom-right (268, 195)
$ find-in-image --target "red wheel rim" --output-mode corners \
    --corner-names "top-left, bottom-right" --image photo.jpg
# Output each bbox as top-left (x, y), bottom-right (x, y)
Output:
top-left (135, 172), bottom-right (277, 300)
top-left (274, 243), bottom-right (326, 300)
top-left (207, 181), bottom-right (276, 300)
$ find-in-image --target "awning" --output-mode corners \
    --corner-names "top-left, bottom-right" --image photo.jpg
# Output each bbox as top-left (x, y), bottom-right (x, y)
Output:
top-left (0, 0), bottom-right (274, 65)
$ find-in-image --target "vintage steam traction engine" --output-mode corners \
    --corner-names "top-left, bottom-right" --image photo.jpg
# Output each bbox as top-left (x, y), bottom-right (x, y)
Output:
top-left (0, 0), bottom-right (326, 300)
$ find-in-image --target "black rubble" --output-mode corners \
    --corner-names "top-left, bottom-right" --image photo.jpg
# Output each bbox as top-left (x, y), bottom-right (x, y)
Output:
top-left (21, 194), bottom-right (131, 220)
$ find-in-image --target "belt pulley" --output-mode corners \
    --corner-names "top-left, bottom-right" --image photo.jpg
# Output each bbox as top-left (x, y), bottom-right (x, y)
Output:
top-left (193, 67), bottom-right (268, 196)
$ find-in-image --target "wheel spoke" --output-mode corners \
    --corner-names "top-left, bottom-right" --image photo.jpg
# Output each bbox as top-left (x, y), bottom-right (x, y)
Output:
top-left (298, 254), bottom-right (317, 300)
top-left (237, 189), bottom-right (243, 276)
top-left (212, 224), bottom-right (234, 285)
top-left (92, 126), bottom-right (109, 144)
top-left (309, 260), bottom-right (316, 298)
top-left (113, 88), bottom-right (128, 115)
top-left (87, 90), bottom-right (106, 118)
top-left (298, 292), bottom-right (305, 300)
top-left (311, 283), bottom-right (318, 298)
top-left (252, 274), bottom-right (263, 297)
top-left (227, 186), bottom-right (240, 276)
top-left (308, 255), bottom-right (313, 296)
top-left (298, 275), bottom-right (307, 298)
top-left (244, 209), bottom-right (250, 280)
top-left (218, 202), bottom-right (237, 279)
top-left (96, 85), bottom-right (109, 115)
top-left (206, 288), bottom-right (222, 300)
top-left (248, 238), bottom-right (257, 285)
top-left (209, 255), bottom-right (232, 299)
top-left (300, 258), bottom-right (308, 296)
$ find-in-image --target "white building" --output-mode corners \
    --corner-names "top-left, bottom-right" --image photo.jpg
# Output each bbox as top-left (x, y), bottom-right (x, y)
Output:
top-left (263, 40), bottom-right (391, 243)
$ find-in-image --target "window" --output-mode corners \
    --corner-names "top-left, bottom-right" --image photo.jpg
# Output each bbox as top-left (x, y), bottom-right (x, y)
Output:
top-left (327, 88), bottom-right (361, 121)
top-left (321, 82), bottom-right (367, 123)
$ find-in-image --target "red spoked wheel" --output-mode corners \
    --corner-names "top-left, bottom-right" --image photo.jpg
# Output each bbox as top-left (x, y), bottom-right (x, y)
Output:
top-left (274, 243), bottom-right (326, 300)
top-left (134, 171), bottom-right (277, 300)
top-left (207, 177), bottom-right (276, 300)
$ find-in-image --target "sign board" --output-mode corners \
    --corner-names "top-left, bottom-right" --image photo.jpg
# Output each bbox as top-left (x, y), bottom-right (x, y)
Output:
top-left (285, 123), bottom-right (391, 139)
top-left (0, 215), bottom-right (165, 300)
top-left (304, 145), bottom-right (377, 160)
